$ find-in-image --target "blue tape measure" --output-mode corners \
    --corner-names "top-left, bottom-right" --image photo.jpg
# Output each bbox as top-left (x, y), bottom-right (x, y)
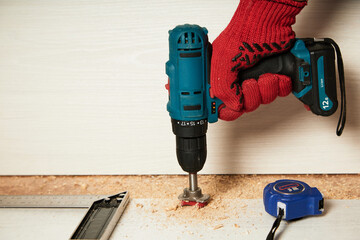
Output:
top-left (264, 179), bottom-right (324, 220)
top-left (263, 179), bottom-right (324, 240)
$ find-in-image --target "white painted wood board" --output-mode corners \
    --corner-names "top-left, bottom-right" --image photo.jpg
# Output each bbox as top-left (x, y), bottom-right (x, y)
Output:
top-left (0, 199), bottom-right (359, 239)
top-left (0, 0), bottom-right (359, 175)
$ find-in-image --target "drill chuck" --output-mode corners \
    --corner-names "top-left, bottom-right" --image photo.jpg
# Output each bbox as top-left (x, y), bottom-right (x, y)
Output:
top-left (172, 119), bottom-right (208, 173)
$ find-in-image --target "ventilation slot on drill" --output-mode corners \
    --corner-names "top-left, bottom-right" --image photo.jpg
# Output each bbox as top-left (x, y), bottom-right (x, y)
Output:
top-left (184, 105), bottom-right (201, 111)
top-left (177, 32), bottom-right (203, 50)
top-left (180, 52), bottom-right (201, 58)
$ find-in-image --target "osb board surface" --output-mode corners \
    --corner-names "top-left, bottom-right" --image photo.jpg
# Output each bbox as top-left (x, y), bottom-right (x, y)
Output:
top-left (0, 174), bottom-right (359, 199)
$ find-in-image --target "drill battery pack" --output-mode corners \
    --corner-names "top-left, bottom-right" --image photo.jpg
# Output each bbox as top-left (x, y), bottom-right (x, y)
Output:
top-left (291, 38), bottom-right (338, 117)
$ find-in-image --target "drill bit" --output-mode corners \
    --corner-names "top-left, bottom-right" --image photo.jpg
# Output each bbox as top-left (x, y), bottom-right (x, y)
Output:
top-left (178, 173), bottom-right (210, 208)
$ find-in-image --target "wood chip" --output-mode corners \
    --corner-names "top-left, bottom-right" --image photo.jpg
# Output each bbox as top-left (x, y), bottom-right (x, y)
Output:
top-left (213, 224), bottom-right (224, 230)
top-left (218, 216), bottom-right (230, 220)
top-left (166, 204), bottom-right (179, 211)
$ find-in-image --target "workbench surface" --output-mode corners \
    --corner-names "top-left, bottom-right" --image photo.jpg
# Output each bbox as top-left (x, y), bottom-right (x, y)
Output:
top-left (0, 175), bottom-right (359, 239)
top-left (0, 199), bottom-right (359, 239)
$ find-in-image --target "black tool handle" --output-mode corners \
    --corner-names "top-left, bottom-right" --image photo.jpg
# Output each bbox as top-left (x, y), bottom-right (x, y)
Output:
top-left (237, 52), bottom-right (313, 100)
top-left (237, 52), bottom-right (297, 85)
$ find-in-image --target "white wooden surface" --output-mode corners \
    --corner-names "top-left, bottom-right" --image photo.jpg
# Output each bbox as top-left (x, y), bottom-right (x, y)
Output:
top-left (0, 0), bottom-right (359, 175)
top-left (0, 199), bottom-right (359, 240)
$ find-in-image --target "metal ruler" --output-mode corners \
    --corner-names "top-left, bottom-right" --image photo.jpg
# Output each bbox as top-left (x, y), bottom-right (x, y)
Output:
top-left (0, 194), bottom-right (109, 208)
top-left (0, 192), bottom-right (130, 240)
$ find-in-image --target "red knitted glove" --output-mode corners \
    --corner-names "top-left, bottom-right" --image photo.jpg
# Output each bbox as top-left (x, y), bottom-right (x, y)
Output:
top-left (211, 0), bottom-right (307, 121)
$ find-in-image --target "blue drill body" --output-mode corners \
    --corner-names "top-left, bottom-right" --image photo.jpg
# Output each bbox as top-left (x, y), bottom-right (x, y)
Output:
top-left (166, 24), bottom-right (223, 124)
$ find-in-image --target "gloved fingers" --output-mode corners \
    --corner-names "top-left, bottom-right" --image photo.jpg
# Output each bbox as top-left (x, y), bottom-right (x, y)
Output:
top-left (277, 74), bottom-right (292, 97)
top-left (304, 104), bottom-right (311, 111)
top-left (218, 104), bottom-right (245, 121)
top-left (210, 40), bottom-right (244, 112)
top-left (241, 78), bottom-right (261, 112)
top-left (218, 73), bottom-right (293, 120)
top-left (258, 73), bottom-right (292, 104)
top-left (258, 74), bottom-right (280, 104)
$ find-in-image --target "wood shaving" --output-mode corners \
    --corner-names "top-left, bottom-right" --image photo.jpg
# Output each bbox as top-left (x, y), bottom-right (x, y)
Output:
top-left (213, 224), bottom-right (224, 230)
top-left (136, 203), bottom-right (143, 208)
top-left (166, 204), bottom-right (179, 211)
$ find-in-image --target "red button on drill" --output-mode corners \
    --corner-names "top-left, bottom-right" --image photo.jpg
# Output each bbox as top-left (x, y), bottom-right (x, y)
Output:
top-left (165, 78), bottom-right (170, 93)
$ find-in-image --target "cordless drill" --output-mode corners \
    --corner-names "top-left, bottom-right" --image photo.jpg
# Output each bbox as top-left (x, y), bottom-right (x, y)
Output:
top-left (165, 24), bottom-right (345, 207)
top-left (165, 25), bottom-right (222, 207)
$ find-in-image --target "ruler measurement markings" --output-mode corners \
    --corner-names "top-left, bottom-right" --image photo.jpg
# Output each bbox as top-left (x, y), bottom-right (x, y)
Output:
top-left (0, 195), bottom-right (108, 208)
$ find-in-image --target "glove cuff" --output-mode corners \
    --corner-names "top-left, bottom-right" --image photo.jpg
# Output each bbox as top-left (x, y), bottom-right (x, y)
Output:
top-left (251, 0), bottom-right (307, 8)
top-left (226, 0), bottom-right (306, 42)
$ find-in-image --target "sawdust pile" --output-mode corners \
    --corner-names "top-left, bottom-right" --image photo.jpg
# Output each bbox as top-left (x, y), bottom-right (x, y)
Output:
top-left (0, 174), bottom-right (359, 199)
top-left (131, 197), bottom-right (262, 232)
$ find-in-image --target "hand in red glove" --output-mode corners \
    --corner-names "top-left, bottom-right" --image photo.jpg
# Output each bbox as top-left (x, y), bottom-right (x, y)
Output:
top-left (211, 0), bottom-right (307, 121)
